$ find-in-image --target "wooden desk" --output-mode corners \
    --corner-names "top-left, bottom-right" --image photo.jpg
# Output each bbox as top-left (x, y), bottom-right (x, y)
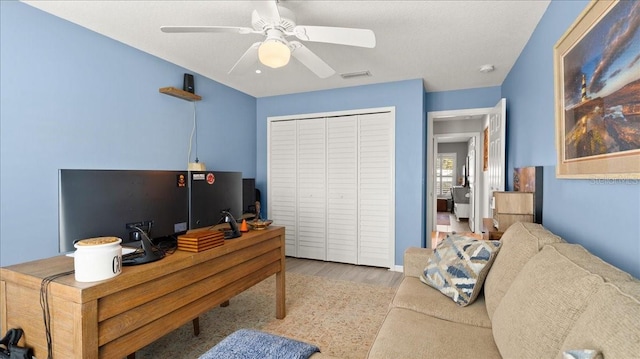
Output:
top-left (0, 226), bottom-right (286, 359)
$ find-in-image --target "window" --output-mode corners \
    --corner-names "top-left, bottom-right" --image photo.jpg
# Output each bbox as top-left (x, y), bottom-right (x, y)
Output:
top-left (436, 153), bottom-right (456, 197)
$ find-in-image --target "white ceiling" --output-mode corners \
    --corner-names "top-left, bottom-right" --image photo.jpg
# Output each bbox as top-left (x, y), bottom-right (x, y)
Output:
top-left (22, 0), bottom-right (550, 98)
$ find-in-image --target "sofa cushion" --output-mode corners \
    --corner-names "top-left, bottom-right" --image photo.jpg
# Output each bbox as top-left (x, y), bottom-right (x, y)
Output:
top-left (548, 243), bottom-right (633, 282)
top-left (557, 280), bottom-right (640, 359)
top-left (419, 234), bottom-right (501, 306)
top-left (484, 222), bottom-right (564, 319)
top-left (368, 307), bottom-right (501, 359)
top-left (392, 276), bottom-right (492, 328)
top-left (492, 245), bottom-right (603, 359)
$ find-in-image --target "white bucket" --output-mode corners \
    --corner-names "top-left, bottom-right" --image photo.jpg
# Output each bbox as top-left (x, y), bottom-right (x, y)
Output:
top-left (74, 237), bottom-right (123, 282)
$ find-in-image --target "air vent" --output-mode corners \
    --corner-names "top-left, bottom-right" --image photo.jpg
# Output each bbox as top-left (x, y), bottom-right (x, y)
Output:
top-left (340, 71), bottom-right (372, 79)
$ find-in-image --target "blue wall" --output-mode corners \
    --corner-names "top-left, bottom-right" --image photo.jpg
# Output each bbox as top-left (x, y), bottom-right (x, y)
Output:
top-left (257, 79), bottom-right (425, 266)
top-left (426, 86), bottom-right (502, 112)
top-left (502, 0), bottom-right (640, 278)
top-left (0, 2), bottom-right (256, 266)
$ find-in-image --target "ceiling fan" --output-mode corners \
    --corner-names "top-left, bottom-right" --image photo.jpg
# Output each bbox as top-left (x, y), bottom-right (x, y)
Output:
top-left (160, 0), bottom-right (376, 78)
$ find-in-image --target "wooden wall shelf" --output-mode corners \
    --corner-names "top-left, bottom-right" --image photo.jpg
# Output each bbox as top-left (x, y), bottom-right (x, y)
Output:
top-left (159, 87), bottom-right (202, 102)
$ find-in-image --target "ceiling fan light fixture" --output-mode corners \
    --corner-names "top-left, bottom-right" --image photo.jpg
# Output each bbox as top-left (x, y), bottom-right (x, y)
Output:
top-left (258, 39), bottom-right (290, 68)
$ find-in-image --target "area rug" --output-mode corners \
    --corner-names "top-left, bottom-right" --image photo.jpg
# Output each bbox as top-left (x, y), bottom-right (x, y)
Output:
top-left (437, 212), bottom-right (450, 225)
top-left (134, 272), bottom-right (397, 359)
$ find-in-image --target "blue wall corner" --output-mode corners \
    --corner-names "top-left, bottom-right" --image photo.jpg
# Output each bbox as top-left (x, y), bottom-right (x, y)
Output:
top-left (502, 0), bottom-right (640, 277)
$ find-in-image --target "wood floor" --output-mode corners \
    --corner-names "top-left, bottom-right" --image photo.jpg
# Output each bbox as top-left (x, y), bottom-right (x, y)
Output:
top-left (285, 257), bottom-right (404, 288)
top-left (436, 211), bottom-right (471, 232)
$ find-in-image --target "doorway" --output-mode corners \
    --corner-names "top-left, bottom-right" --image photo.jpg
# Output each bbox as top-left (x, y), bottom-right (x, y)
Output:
top-left (426, 100), bottom-right (506, 247)
top-left (434, 134), bottom-right (476, 234)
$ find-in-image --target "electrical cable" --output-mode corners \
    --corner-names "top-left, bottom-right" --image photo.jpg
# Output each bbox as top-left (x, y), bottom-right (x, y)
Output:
top-left (194, 101), bottom-right (200, 164)
top-left (204, 209), bottom-right (234, 231)
top-left (131, 224), bottom-right (174, 260)
top-left (130, 224), bottom-right (165, 256)
top-left (155, 234), bottom-right (178, 254)
top-left (187, 101), bottom-right (199, 166)
top-left (40, 270), bottom-right (75, 359)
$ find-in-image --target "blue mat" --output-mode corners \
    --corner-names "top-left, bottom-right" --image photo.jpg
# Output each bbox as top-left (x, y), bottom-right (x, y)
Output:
top-left (199, 329), bottom-right (320, 359)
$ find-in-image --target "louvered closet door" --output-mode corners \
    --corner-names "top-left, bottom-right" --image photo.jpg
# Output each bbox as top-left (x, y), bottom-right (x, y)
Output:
top-left (326, 116), bottom-right (358, 263)
top-left (358, 112), bottom-right (394, 268)
top-left (296, 118), bottom-right (327, 260)
top-left (269, 120), bottom-right (298, 256)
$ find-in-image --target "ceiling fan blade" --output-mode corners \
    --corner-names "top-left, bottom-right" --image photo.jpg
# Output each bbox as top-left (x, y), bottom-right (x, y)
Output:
top-left (293, 26), bottom-right (376, 48)
top-left (161, 26), bottom-right (255, 35)
top-left (228, 42), bottom-right (261, 75)
top-left (289, 41), bottom-right (335, 79)
top-left (252, 0), bottom-right (281, 23)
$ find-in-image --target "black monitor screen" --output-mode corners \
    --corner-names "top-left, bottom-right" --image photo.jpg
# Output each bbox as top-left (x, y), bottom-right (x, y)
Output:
top-left (59, 169), bottom-right (189, 252)
top-left (189, 171), bottom-right (242, 230)
top-left (242, 178), bottom-right (256, 214)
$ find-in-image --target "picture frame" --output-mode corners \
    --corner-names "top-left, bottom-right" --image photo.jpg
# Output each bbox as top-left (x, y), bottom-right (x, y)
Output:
top-left (553, 0), bottom-right (640, 179)
top-left (483, 127), bottom-right (489, 172)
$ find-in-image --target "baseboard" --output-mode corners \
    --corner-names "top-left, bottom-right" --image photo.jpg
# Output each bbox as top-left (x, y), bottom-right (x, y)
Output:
top-left (392, 265), bottom-right (404, 273)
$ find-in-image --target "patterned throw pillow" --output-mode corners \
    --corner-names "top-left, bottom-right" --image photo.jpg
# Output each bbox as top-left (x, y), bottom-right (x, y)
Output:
top-left (562, 350), bottom-right (603, 359)
top-left (420, 234), bottom-right (501, 306)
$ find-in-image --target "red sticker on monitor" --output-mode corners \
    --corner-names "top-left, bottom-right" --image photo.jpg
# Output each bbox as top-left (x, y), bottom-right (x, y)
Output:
top-left (206, 173), bottom-right (215, 185)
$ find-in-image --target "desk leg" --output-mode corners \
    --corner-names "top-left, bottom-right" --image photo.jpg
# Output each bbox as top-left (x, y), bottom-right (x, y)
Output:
top-left (192, 318), bottom-right (200, 336)
top-left (276, 234), bottom-right (286, 319)
top-left (276, 269), bottom-right (285, 319)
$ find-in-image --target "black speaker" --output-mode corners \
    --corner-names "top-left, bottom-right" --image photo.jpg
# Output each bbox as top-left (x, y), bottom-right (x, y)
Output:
top-left (183, 74), bottom-right (194, 93)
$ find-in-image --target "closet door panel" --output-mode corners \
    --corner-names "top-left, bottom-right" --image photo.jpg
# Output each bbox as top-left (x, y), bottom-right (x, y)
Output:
top-left (326, 116), bottom-right (358, 263)
top-left (358, 113), bottom-right (394, 268)
top-left (296, 119), bottom-right (327, 260)
top-left (268, 120), bottom-right (298, 256)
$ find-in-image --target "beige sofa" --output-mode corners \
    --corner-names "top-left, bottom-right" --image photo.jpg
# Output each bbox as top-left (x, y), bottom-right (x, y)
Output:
top-left (367, 222), bottom-right (640, 359)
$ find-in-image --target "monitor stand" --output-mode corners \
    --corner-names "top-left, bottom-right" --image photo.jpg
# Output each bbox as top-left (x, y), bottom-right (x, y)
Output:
top-left (122, 233), bottom-right (165, 266)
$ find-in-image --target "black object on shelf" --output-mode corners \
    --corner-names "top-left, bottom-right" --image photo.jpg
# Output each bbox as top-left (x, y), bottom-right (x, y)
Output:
top-left (183, 73), bottom-right (195, 93)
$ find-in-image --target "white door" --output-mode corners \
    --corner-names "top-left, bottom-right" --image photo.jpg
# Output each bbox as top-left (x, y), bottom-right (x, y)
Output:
top-left (489, 99), bottom-right (507, 207)
top-left (268, 108), bottom-right (395, 268)
top-left (326, 116), bottom-right (359, 263)
top-left (358, 112), bottom-right (395, 268)
top-left (467, 138), bottom-right (476, 232)
top-left (268, 120), bottom-right (298, 256)
top-left (296, 118), bottom-right (327, 260)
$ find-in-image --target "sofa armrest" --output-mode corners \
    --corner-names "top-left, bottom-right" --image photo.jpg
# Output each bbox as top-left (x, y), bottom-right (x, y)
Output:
top-left (404, 247), bottom-right (433, 278)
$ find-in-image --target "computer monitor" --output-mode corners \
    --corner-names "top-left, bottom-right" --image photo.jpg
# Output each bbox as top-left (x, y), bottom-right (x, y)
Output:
top-left (59, 169), bottom-right (190, 257)
top-left (189, 171), bottom-right (242, 230)
top-left (242, 178), bottom-right (256, 215)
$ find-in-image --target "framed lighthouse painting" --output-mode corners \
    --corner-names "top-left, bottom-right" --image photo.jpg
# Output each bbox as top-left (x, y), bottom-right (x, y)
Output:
top-left (554, 0), bottom-right (640, 179)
